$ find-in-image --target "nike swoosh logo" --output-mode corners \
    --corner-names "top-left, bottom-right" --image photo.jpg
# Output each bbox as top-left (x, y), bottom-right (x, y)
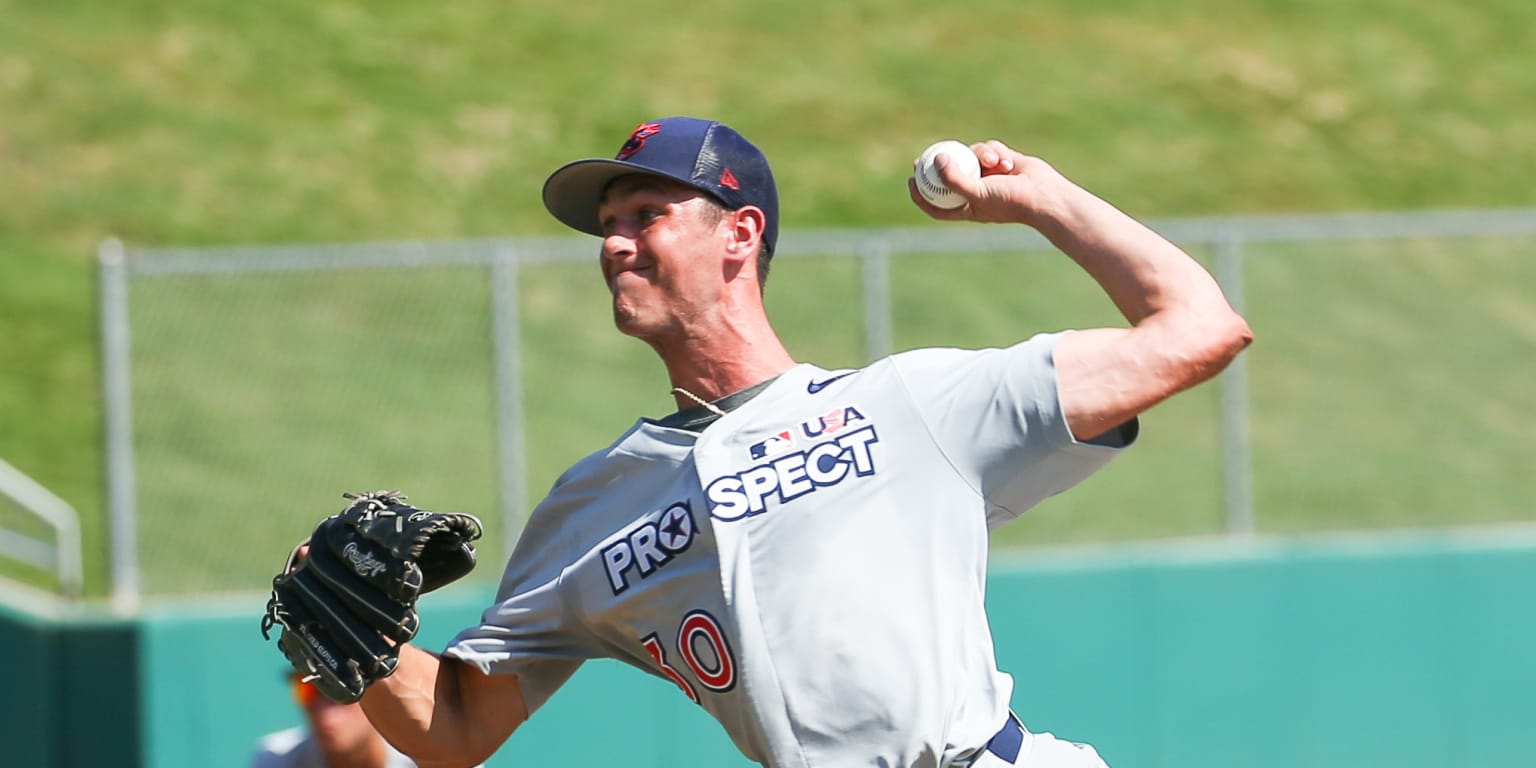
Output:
top-left (806, 372), bottom-right (856, 394)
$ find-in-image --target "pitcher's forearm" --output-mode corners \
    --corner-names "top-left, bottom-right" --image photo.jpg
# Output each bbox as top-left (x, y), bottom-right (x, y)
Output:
top-left (361, 645), bottom-right (451, 753)
top-left (365, 643), bottom-right (530, 767)
top-left (1023, 174), bottom-right (1233, 327)
top-left (1019, 167), bottom-right (1253, 439)
top-left (360, 645), bottom-right (510, 768)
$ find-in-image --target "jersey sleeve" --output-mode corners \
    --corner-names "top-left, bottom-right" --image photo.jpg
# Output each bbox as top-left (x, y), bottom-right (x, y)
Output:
top-left (891, 331), bottom-right (1136, 529)
top-left (442, 503), bottom-right (590, 715)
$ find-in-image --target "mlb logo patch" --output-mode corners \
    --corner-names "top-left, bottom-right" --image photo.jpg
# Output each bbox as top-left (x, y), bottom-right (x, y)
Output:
top-left (749, 430), bottom-right (795, 460)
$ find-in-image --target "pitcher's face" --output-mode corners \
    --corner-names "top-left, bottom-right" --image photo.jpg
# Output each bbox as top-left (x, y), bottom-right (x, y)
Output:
top-left (597, 175), bottom-right (730, 340)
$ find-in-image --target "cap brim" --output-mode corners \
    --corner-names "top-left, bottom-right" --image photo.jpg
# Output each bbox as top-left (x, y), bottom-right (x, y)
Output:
top-left (542, 158), bottom-right (700, 238)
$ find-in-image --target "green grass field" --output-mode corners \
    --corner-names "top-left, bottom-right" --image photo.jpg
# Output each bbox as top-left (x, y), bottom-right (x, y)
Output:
top-left (1, 0), bottom-right (1533, 595)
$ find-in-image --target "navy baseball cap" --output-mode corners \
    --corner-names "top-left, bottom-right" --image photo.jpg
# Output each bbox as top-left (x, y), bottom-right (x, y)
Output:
top-left (542, 116), bottom-right (779, 255)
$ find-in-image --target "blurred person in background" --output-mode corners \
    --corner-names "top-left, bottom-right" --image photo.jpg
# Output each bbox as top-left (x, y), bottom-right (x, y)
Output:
top-left (250, 672), bottom-right (423, 768)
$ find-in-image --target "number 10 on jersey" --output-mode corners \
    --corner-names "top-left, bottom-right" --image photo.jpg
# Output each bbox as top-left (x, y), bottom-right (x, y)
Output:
top-left (641, 610), bottom-right (737, 702)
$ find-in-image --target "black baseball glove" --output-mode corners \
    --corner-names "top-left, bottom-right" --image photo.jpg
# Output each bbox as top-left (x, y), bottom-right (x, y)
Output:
top-left (261, 490), bottom-right (483, 704)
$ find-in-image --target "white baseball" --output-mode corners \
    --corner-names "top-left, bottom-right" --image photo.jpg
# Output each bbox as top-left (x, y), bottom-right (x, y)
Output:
top-left (914, 140), bottom-right (980, 210)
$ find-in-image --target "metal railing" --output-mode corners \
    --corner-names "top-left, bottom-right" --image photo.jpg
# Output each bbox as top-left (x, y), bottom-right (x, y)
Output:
top-left (0, 457), bottom-right (83, 598)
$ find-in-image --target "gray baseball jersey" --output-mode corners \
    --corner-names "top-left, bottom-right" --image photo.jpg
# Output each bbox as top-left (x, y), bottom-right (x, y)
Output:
top-left (446, 332), bottom-right (1134, 767)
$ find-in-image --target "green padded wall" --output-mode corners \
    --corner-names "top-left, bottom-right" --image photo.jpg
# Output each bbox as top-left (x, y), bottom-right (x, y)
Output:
top-left (0, 604), bottom-right (141, 768)
top-left (3, 531), bottom-right (1532, 767)
top-left (136, 586), bottom-right (748, 768)
top-left (0, 604), bottom-right (58, 768)
top-left (985, 537), bottom-right (1536, 767)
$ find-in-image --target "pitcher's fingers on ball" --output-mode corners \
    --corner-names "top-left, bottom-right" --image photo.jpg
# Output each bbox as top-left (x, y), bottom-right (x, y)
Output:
top-left (972, 140), bottom-right (1018, 175)
top-left (933, 147), bottom-right (985, 192)
top-left (908, 176), bottom-right (970, 220)
top-left (915, 140), bottom-right (981, 210)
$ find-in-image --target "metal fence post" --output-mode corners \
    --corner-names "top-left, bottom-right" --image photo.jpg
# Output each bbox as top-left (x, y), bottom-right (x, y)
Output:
top-left (99, 238), bottom-right (141, 612)
top-left (491, 247), bottom-right (528, 564)
top-left (1215, 227), bottom-right (1254, 536)
top-left (860, 240), bottom-right (893, 362)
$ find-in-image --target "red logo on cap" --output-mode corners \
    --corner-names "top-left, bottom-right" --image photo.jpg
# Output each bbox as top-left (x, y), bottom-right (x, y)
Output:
top-left (720, 168), bottom-right (740, 190)
top-left (617, 122), bottom-right (663, 160)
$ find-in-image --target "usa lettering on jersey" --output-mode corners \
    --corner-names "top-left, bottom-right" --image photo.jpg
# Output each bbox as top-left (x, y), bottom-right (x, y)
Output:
top-left (601, 500), bottom-right (697, 594)
top-left (706, 413), bottom-right (880, 522)
top-left (746, 405), bottom-right (866, 461)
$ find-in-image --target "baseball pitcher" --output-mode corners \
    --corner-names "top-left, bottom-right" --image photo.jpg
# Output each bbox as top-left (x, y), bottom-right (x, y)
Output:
top-left (264, 116), bottom-right (1251, 767)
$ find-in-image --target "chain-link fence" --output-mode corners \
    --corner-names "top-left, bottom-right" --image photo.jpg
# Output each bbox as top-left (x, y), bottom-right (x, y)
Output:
top-left (99, 211), bottom-right (1536, 607)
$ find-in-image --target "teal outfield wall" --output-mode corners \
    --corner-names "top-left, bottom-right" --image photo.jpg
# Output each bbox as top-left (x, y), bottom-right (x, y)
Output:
top-left (0, 603), bottom-right (140, 768)
top-left (5, 530), bottom-right (1534, 768)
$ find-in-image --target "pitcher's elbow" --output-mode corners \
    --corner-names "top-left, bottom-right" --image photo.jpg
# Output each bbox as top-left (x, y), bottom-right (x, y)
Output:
top-left (1207, 309), bottom-right (1254, 369)
top-left (1229, 310), bottom-right (1255, 353)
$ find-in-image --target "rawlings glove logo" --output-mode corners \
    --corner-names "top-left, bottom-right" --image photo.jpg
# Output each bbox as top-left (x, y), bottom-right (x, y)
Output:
top-left (343, 542), bottom-right (388, 578)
